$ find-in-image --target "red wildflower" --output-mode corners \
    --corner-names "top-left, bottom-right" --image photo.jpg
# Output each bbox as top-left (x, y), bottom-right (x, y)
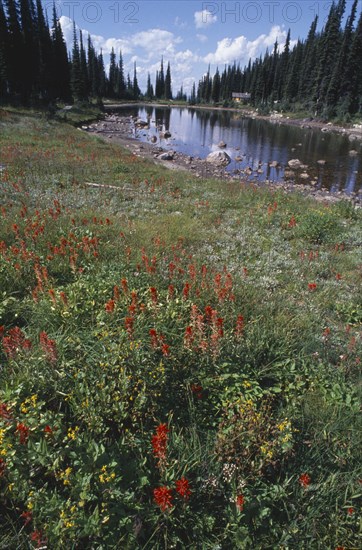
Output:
top-left (308, 282), bottom-right (317, 291)
top-left (288, 215), bottom-right (297, 228)
top-left (2, 327), bottom-right (31, 358)
top-left (347, 507), bottom-right (354, 515)
top-left (184, 325), bottom-right (193, 348)
top-left (39, 331), bottom-right (57, 364)
top-left (175, 477), bottom-right (191, 499)
top-left (236, 494), bottom-right (245, 511)
top-left (150, 287), bottom-right (158, 305)
top-left (30, 530), bottom-right (46, 547)
top-left (168, 284), bottom-right (175, 299)
top-left (153, 486), bottom-right (173, 512)
top-left (336, 273), bottom-right (342, 281)
top-left (151, 423), bottom-right (168, 463)
top-left (105, 299), bottom-right (115, 313)
top-left (16, 423), bottom-right (29, 444)
top-left (21, 510), bottom-right (33, 525)
top-left (299, 473), bottom-right (311, 487)
top-left (191, 384), bottom-right (203, 399)
top-left (113, 285), bottom-right (120, 301)
top-left (235, 315), bottom-right (245, 336)
top-left (204, 305), bottom-right (213, 320)
top-left (121, 278), bottom-right (128, 294)
top-left (0, 402), bottom-right (11, 420)
top-left (182, 282), bottom-right (191, 300)
top-left (168, 261), bottom-right (176, 278)
top-left (149, 328), bottom-right (158, 349)
top-left (161, 343), bottom-right (170, 356)
top-left (48, 288), bottom-right (56, 304)
top-left (44, 425), bottom-right (53, 435)
top-left (125, 317), bottom-right (134, 338)
top-left (59, 291), bottom-right (68, 305)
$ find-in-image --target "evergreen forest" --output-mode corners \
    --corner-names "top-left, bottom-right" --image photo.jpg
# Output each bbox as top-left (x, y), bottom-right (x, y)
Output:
top-left (0, 0), bottom-right (361, 119)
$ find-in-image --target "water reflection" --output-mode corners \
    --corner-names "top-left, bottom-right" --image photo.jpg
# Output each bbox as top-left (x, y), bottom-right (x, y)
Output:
top-left (119, 106), bottom-right (361, 194)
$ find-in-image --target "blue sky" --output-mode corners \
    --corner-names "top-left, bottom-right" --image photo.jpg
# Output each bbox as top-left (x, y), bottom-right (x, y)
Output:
top-left (43, 1), bottom-right (361, 94)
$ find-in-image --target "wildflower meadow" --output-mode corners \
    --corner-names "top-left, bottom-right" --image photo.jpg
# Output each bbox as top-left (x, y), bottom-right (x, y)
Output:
top-left (0, 108), bottom-right (361, 549)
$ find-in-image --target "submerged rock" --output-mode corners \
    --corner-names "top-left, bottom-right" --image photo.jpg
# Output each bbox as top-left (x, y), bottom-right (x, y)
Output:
top-left (218, 140), bottom-right (227, 148)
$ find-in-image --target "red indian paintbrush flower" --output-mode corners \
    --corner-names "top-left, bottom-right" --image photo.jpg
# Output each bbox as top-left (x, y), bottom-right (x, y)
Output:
top-left (105, 299), bottom-right (115, 313)
top-left (151, 423), bottom-right (168, 462)
top-left (16, 423), bottom-right (29, 444)
top-left (20, 510), bottom-right (33, 525)
top-left (236, 494), bottom-right (245, 511)
top-left (153, 486), bottom-right (173, 512)
top-left (39, 331), bottom-right (57, 364)
top-left (175, 477), bottom-right (191, 499)
top-left (299, 473), bottom-right (311, 487)
top-left (235, 315), bottom-right (245, 336)
top-left (2, 327), bottom-right (31, 358)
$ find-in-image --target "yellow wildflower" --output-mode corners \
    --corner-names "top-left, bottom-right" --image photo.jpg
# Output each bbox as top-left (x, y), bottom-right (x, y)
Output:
top-left (67, 427), bottom-right (79, 440)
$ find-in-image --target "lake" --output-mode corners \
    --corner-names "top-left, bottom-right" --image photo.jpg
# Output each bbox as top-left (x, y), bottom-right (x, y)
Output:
top-left (114, 105), bottom-right (362, 195)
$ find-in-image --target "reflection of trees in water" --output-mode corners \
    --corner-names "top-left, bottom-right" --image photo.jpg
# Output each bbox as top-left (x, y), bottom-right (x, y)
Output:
top-left (154, 107), bottom-right (171, 131)
top-left (145, 106), bottom-right (153, 118)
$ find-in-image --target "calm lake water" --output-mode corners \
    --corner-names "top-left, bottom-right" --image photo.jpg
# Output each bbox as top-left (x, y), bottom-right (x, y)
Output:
top-left (116, 105), bottom-right (362, 195)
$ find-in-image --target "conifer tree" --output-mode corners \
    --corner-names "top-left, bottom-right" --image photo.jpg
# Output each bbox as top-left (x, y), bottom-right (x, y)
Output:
top-left (79, 30), bottom-right (89, 98)
top-left (155, 57), bottom-right (165, 98)
top-left (164, 61), bottom-right (172, 99)
top-left (344, 10), bottom-right (362, 114)
top-left (108, 47), bottom-right (117, 97)
top-left (117, 50), bottom-right (126, 98)
top-left (211, 67), bottom-right (220, 103)
top-left (132, 61), bottom-right (140, 99)
top-left (51, 3), bottom-right (71, 101)
top-left (326, 0), bottom-right (358, 112)
top-left (4, 0), bottom-right (23, 97)
top-left (146, 72), bottom-right (153, 99)
top-left (35, 0), bottom-right (53, 100)
top-left (71, 24), bottom-right (87, 101)
top-left (0, 0), bottom-right (9, 98)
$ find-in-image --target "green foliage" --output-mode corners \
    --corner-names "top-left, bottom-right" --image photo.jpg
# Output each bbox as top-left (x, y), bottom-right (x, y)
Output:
top-left (296, 208), bottom-right (342, 243)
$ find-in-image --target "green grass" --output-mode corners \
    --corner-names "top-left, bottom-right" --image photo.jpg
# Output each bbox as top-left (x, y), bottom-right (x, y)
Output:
top-left (0, 108), bottom-right (361, 549)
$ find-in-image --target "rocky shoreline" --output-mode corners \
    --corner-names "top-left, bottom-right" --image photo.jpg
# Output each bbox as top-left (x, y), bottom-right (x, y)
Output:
top-left (81, 110), bottom-right (361, 206)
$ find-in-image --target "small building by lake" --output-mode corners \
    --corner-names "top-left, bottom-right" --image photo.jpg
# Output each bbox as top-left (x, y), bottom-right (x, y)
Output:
top-left (232, 92), bottom-right (251, 103)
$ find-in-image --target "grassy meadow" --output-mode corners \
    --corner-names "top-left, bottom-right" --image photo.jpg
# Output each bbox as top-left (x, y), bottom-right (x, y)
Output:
top-left (0, 108), bottom-right (361, 549)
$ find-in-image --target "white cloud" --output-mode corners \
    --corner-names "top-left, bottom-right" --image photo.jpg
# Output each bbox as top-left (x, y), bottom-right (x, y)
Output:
top-left (131, 29), bottom-right (182, 54)
top-left (60, 17), bottom-right (182, 59)
top-left (196, 34), bottom-right (208, 43)
top-left (204, 26), bottom-right (288, 65)
top-left (194, 9), bottom-right (217, 29)
top-left (174, 16), bottom-right (187, 29)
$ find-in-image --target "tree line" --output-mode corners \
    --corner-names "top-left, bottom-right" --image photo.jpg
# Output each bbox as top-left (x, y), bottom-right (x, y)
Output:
top-left (0, 0), bottom-right (174, 104)
top-left (1, 0), bottom-right (361, 118)
top-left (193, 0), bottom-right (362, 119)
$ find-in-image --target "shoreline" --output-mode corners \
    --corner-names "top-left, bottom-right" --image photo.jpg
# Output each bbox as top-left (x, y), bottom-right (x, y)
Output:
top-left (84, 109), bottom-right (361, 206)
